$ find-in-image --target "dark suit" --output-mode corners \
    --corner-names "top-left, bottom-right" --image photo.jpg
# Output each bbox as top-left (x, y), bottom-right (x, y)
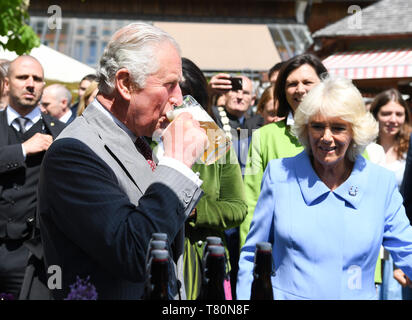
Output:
top-left (65, 110), bottom-right (76, 124)
top-left (70, 101), bottom-right (79, 116)
top-left (0, 108), bottom-right (65, 298)
top-left (211, 106), bottom-right (260, 175)
top-left (401, 133), bottom-right (412, 224)
top-left (245, 113), bottom-right (264, 131)
top-left (38, 100), bottom-right (203, 299)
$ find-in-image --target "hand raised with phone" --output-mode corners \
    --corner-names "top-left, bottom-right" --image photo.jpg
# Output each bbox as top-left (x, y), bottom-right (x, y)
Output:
top-left (208, 73), bottom-right (243, 94)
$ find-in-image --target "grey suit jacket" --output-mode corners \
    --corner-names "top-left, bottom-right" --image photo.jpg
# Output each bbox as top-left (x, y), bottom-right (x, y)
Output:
top-left (38, 100), bottom-right (203, 299)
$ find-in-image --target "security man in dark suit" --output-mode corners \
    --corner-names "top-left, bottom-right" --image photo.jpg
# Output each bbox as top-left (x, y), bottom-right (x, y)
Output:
top-left (0, 55), bottom-right (65, 298)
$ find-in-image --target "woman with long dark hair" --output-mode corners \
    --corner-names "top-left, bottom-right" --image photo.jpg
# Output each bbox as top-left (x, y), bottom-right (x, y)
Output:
top-left (370, 88), bottom-right (412, 300)
top-left (370, 89), bottom-right (411, 185)
top-left (240, 53), bottom-right (328, 248)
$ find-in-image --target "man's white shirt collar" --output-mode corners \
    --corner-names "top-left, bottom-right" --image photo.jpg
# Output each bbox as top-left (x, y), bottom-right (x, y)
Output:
top-left (59, 109), bottom-right (73, 124)
top-left (7, 105), bottom-right (42, 131)
top-left (92, 98), bottom-right (137, 142)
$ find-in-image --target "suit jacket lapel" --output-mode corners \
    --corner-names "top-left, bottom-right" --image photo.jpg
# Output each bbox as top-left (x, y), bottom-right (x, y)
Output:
top-left (0, 110), bottom-right (8, 146)
top-left (82, 102), bottom-right (152, 193)
top-left (42, 114), bottom-right (66, 138)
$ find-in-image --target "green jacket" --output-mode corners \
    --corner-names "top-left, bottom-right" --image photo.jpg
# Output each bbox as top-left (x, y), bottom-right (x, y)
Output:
top-left (184, 146), bottom-right (247, 299)
top-left (240, 121), bottom-right (303, 249)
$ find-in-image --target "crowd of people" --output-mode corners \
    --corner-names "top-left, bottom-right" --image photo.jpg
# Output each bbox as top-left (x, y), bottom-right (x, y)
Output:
top-left (1, 22), bottom-right (412, 300)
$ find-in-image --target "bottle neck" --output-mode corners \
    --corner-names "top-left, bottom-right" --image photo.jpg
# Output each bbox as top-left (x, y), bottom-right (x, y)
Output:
top-left (150, 259), bottom-right (169, 299)
top-left (254, 251), bottom-right (273, 276)
top-left (203, 254), bottom-right (226, 299)
top-left (206, 255), bottom-right (225, 280)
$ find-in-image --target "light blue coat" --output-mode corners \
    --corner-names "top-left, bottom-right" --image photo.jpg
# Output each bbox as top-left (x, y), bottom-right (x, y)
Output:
top-left (237, 151), bottom-right (412, 300)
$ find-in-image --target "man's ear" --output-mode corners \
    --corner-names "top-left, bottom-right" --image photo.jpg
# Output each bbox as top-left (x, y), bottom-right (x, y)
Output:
top-left (4, 77), bottom-right (10, 92)
top-left (115, 68), bottom-right (133, 101)
top-left (61, 98), bottom-right (68, 110)
top-left (251, 94), bottom-right (256, 106)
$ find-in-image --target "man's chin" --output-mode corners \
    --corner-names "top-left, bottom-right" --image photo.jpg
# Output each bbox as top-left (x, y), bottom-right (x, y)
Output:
top-left (152, 118), bottom-right (171, 141)
top-left (19, 99), bottom-right (40, 109)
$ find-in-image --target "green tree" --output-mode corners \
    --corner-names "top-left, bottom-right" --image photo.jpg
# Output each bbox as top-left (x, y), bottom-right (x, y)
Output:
top-left (0, 0), bottom-right (40, 55)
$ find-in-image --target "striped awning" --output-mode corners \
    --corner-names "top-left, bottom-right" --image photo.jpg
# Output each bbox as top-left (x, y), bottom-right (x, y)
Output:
top-left (323, 49), bottom-right (412, 80)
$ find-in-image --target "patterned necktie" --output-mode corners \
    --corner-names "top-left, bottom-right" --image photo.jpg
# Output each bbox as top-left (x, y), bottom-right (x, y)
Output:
top-left (135, 137), bottom-right (156, 171)
top-left (15, 117), bottom-right (29, 134)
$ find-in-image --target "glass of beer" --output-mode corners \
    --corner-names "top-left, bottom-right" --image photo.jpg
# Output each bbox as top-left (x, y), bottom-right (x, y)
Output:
top-left (163, 95), bottom-right (231, 165)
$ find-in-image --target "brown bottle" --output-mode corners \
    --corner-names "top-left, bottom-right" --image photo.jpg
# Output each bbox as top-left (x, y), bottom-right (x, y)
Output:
top-left (145, 249), bottom-right (169, 300)
top-left (200, 245), bottom-right (226, 300)
top-left (250, 242), bottom-right (274, 300)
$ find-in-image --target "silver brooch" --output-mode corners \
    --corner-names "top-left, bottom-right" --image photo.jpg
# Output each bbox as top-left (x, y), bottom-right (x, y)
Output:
top-left (349, 186), bottom-right (358, 196)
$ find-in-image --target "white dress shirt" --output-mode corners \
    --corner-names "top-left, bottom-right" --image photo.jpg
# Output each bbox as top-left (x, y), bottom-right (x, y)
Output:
top-left (7, 105), bottom-right (42, 158)
top-left (59, 109), bottom-right (73, 124)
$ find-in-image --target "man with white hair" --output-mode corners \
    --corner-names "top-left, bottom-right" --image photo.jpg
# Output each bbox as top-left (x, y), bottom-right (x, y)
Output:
top-left (38, 22), bottom-right (208, 300)
top-left (40, 84), bottom-right (75, 124)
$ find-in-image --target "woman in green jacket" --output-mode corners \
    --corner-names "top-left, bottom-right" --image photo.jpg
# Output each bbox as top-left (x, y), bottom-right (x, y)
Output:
top-left (240, 54), bottom-right (328, 249)
top-left (179, 57), bottom-right (247, 299)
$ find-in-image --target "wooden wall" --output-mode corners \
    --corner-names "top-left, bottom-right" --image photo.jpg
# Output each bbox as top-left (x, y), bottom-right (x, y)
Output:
top-left (29, 0), bottom-right (376, 33)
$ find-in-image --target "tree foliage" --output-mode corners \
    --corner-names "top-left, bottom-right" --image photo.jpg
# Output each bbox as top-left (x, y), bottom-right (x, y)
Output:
top-left (0, 0), bottom-right (40, 55)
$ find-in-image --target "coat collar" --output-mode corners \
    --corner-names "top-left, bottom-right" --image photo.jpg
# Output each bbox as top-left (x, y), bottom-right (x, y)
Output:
top-left (80, 100), bottom-right (152, 192)
top-left (295, 150), bottom-right (368, 209)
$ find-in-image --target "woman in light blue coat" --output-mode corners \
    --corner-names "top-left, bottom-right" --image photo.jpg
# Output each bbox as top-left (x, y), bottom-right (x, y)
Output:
top-left (237, 76), bottom-right (412, 300)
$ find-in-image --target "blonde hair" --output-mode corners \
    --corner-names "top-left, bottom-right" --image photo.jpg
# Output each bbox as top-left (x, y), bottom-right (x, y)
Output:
top-left (77, 81), bottom-right (98, 116)
top-left (291, 76), bottom-right (378, 161)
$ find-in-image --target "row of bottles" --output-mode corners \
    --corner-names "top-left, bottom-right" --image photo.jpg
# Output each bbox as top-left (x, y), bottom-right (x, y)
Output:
top-left (144, 233), bottom-right (274, 300)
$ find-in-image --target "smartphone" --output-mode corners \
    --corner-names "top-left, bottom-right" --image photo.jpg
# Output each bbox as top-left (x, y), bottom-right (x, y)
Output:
top-left (230, 77), bottom-right (243, 91)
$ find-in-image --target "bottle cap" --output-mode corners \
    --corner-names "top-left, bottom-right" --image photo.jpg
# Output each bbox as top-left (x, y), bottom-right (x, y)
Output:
top-left (152, 233), bottom-right (168, 241)
top-left (207, 245), bottom-right (225, 256)
top-left (150, 240), bottom-right (167, 250)
top-left (151, 249), bottom-right (169, 261)
top-left (256, 242), bottom-right (272, 252)
top-left (206, 236), bottom-right (222, 245)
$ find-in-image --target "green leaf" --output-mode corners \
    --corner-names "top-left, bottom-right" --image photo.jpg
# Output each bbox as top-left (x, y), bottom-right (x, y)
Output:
top-left (0, 0), bottom-right (40, 54)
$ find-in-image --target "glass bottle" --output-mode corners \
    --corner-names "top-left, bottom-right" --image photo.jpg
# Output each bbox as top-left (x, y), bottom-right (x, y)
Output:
top-left (145, 249), bottom-right (169, 300)
top-left (200, 245), bottom-right (226, 300)
top-left (250, 242), bottom-right (274, 300)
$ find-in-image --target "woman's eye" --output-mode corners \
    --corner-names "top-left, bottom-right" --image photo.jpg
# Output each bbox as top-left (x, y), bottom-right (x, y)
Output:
top-left (380, 112), bottom-right (391, 117)
top-left (310, 124), bottom-right (323, 130)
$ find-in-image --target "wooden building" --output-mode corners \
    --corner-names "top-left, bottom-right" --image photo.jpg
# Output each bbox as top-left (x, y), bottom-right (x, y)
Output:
top-left (28, 0), bottom-right (377, 78)
top-left (310, 0), bottom-right (412, 99)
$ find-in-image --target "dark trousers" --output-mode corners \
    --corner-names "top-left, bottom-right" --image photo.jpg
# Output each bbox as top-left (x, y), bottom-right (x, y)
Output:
top-left (225, 227), bottom-right (240, 300)
top-left (0, 240), bottom-right (29, 298)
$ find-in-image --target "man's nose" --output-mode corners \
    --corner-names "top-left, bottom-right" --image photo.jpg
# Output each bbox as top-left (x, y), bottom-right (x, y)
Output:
top-left (169, 84), bottom-right (183, 107)
top-left (26, 77), bottom-right (35, 89)
top-left (236, 90), bottom-right (244, 98)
